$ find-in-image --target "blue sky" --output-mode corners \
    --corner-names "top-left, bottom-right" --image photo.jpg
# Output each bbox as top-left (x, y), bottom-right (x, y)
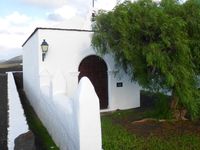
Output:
top-left (0, 0), bottom-right (117, 60)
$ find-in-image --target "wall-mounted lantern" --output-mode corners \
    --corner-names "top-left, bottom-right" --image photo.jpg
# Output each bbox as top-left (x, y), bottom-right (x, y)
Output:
top-left (41, 39), bottom-right (49, 61)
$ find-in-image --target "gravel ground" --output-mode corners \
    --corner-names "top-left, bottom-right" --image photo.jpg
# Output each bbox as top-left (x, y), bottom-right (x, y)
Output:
top-left (0, 73), bottom-right (8, 150)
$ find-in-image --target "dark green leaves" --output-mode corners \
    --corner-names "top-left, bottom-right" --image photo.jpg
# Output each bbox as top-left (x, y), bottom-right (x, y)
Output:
top-left (92, 0), bottom-right (200, 119)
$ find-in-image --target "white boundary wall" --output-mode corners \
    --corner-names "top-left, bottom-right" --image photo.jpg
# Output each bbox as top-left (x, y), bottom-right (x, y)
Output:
top-left (7, 73), bottom-right (29, 150)
top-left (29, 77), bottom-right (102, 150)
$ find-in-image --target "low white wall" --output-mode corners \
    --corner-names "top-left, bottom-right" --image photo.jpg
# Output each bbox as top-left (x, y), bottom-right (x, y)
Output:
top-left (29, 77), bottom-right (102, 150)
top-left (7, 73), bottom-right (29, 150)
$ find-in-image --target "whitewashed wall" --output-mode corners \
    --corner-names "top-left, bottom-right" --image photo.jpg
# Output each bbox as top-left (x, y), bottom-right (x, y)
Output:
top-left (36, 28), bottom-right (140, 110)
top-left (7, 73), bottom-right (29, 150)
top-left (24, 75), bottom-right (102, 150)
top-left (23, 27), bottom-right (140, 149)
top-left (23, 30), bottom-right (41, 108)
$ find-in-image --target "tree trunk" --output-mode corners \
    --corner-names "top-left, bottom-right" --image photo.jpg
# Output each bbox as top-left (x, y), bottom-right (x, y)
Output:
top-left (170, 91), bottom-right (179, 120)
top-left (170, 89), bottom-right (178, 109)
top-left (170, 89), bottom-right (187, 120)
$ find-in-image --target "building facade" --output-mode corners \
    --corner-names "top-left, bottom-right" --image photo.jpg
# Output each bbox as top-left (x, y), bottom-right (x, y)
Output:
top-left (23, 27), bottom-right (140, 111)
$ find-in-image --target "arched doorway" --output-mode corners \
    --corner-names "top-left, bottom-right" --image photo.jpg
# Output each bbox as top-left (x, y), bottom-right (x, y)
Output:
top-left (78, 55), bottom-right (108, 109)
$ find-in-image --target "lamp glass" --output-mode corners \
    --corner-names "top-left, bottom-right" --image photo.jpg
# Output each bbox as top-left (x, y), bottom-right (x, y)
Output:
top-left (41, 45), bottom-right (48, 52)
top-left (41, 39), bottom-right (48, 53)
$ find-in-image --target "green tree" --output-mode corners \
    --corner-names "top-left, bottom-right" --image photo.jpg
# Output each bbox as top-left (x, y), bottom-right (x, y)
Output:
top-left (92, 0), bottom-right (200, 119)
top-left (183, 0), bottom-right (200, 75)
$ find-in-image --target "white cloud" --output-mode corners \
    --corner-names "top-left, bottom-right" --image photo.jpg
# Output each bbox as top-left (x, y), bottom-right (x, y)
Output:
top-left (47, 5), bottom-right (77, 21)
top-left (95, 0), bottom-right (117, 10)
top-left (46, 0), bottom-right (115, 22)
top-left (0, 12), bottom-right (31, 50)
top-left (0, 31), bottom-right (26, 49)
top-left (20, 0), bottom-right (67, 8)
top-left (0, 11), bottom-right (59, 60)
top-left (65, 0), bottom-right (117, 16)
top-left (0, 0), bottom-right (119, 60)
top-left (0, 47), bottom-right (22, 60)
top-left (46, 0), bottom-right (117, 28)
top-left (5, 12), bottom-right (31, 25)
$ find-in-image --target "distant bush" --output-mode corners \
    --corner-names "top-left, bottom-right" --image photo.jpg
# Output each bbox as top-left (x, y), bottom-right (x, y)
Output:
top-left (141, 90), bottom-right (172, 119)
top-left (152, 93), bottom-right (172, 119)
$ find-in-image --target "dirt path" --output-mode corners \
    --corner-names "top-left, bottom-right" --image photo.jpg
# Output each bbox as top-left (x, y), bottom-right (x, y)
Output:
top-left (126, 119), bottom-right (200, 138)
top-left (0, 73), bottom-right (8, 150)
top-left (110, 107), bottom-right (200, 138)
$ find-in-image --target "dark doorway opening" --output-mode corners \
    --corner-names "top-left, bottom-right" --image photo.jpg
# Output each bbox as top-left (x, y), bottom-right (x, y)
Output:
top-left (78, 55), bottom-right (108, 109)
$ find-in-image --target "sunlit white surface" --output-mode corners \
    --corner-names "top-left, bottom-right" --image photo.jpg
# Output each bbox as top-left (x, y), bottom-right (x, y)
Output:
top-left (7, 72), bottom-right (29, 150)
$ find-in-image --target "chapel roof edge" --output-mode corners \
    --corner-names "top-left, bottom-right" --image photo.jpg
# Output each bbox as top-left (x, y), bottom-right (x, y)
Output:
top-left (22, 27), bottom-right (94, 47)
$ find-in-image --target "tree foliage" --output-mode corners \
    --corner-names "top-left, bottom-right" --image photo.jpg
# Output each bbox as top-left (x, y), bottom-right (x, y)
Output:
top-left (92, 0), bottom-right (200, 119)
top-left (183, 0), bottom-right (200, 75)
